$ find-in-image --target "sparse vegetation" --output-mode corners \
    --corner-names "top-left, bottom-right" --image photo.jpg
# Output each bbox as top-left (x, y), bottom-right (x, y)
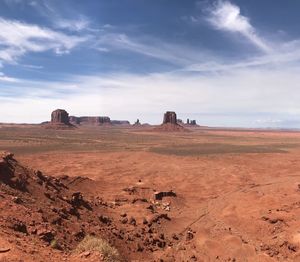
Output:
top-left (75, 235), bottom-right (121, 262)
top-left (50, 239), bottom-right (60, 250)
top-left (150, 143), bottom-right (294, 156)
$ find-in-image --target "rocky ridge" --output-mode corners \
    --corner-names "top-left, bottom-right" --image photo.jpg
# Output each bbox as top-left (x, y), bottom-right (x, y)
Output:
top-left (0, 152), bottom-right (195, 261)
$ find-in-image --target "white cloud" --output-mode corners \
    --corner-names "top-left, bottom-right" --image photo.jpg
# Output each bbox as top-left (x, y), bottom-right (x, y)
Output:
top-left (96, 33), bottom-right (214, 66)
top-left (96, 47), bottom-right (109, 52)
top-left (25, 1), bottom-right (98, 33)
top-left (53, 16), bottom-right (90, 32)
top-left (2, 61), bottom-right (300, 127)
top-left (0, 17), bottom-right (88, 63)
top-left (0, 72), bottom-right (19, 82)
top-left (21, 64), bottom-right (44, 69)
top-left (1, 0), bottom-right (300, 128)
top-left (206, 0), bottom-right (271, 52)
top-left (183, 39), bottom-right (300, 73)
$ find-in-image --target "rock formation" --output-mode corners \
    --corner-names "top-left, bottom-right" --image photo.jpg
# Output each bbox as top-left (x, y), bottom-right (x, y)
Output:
top-left (153, 111), bottom-right (188, 132)
top-left (45, 109), bottom-right (74, 129)
top-left (154, 190), bottom-right (177, 201)
top-left (100, 117), bottom-right (110, 124)
top-left (186, 119), bottom-right (197, 126)
top-left (163, 111), bottom-right (177, 125)
top-left (51, 109), bottom-right (70, 125)
top-left (44, 109), bottom-right (132, 128)
top-left (69, 116), bottom-right (80, 125)
top-left (69, 116), bottom-right (111, 126)
top-left (69, 116), bottom-right (131, 126)
top-left (111, 120), bottom-right (130, 125)
top-left (133, 119), bottom-right (141, 126)
top-left (0, 152), bottom-right (177, 261)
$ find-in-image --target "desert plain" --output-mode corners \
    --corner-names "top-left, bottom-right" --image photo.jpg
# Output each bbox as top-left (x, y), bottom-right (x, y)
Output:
top-left (2, 124), bottom-right (300, 261)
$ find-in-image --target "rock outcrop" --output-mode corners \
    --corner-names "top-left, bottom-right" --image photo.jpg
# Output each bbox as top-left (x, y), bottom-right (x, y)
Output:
top-left (163, 111), bottom-right (177, 125)
top-left (133, 119), bottom-right (141, 126)
top-left (69, 116), bottom-right (111, 126)
top-left (0, 152), bottom-right (178, 261)
top-left (153, 111), bottom-right (188, 132)
top-left (69, 116), bottom-right (80, 125)
top-left (45, 109), bottom-right (74, 129)
top-left (43, 109), bottom-right (133, 129)
top-left (154, 190), bottom-right (177, 201)
top-left (186, 119), bottom-right (198, 126)
top-left (51, 109), bottom-right (70, 125)
top-left (111, 120), bottom-right (130, 126)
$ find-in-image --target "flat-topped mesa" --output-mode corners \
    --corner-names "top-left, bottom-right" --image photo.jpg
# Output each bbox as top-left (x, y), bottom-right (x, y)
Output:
top-left (163, 111), bottom-right (177, 125)
top-left (69, 116), bottom-right (80, 125)
top-left (99, 117), bottom-right (111, 124)
top-left (69, 116), bottom-right (111, 126)
top-left (51, 109), bottom-right (70, 125)
top-left (111, 120), bottom-right (130, 125)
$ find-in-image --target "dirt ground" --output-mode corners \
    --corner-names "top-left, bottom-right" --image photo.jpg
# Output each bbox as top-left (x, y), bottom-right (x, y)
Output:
top-left (2, 125), bottom-right (300, 261)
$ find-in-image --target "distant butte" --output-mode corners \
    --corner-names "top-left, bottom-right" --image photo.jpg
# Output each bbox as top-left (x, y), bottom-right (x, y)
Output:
top-left (111, 120), bottom-right (131, 126)
top-left (69, 116), bottom-right (111, 126)
top-left (43, 109), bottom-right (132, 129)
top-left (51, 109), bottom-right (69, 125)
top-left (44, 109), bottom-right (75, 129)
top-left (163, 111), bottom-right (177, 125)
top-left (186, 118), bottom-right (198, 127)
top-left (133, 119), bottom-right (141, 126)
top-left (153, 111), bottom-right (188, 132)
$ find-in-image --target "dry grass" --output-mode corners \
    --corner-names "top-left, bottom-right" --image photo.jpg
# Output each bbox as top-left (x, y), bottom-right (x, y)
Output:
top-left (1, 125), bottom-right (300, 157)
top-left (75, 235), bottom-right (121, 262)
top-left (149, 143), bottom-right (296, 156)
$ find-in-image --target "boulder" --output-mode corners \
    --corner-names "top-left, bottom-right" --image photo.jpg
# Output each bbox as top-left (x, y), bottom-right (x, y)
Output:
top-left (153, 190), bottom-right (177, 200)
top-left (0, 152), bottom-right (28, 190)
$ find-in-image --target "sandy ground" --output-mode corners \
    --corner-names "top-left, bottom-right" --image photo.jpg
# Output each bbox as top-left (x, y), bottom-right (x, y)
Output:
top-left (2, 125), bottom-right (300, 261)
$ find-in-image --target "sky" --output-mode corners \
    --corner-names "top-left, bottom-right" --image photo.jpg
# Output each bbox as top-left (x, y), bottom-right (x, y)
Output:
top-left (1, 0), bottom-right (300, 127)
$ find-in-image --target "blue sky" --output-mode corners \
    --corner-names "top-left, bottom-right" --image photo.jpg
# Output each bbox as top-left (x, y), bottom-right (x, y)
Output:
top-left (1, 0), bottom-right (300, 127)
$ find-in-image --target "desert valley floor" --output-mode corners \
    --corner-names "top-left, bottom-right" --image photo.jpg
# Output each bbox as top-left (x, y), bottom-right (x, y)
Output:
top-left (2, 125), bottom-right (300, 261)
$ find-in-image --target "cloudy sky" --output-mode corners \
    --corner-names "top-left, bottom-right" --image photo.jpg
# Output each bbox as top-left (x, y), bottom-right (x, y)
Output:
top-left (0, 0), bottom-right (300, 127)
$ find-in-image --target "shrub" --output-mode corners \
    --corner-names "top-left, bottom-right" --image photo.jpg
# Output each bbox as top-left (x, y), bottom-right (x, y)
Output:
top-left (50, 239), bottom-right (61, 250)
top-left (76, 235), bottom-right (121, 262)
